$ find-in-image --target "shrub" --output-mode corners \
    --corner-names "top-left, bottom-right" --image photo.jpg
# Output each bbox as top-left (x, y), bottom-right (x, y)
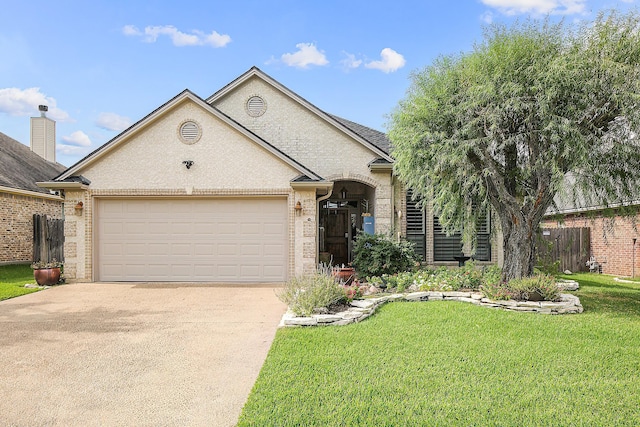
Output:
top-left (507, 274), bottom-right (560, 301)
top-left (352, 233), bottom-right (418, 278)
top-left (480, 273), bottom-right (560, 301)
top-left (481, 264), bottom-right (503, 287)
top-left (365, 264), bottom-right (510, 295)
top-left (342, 284), bottom-right (363, 302)
top-left (479, 281), bottom-right (513, 300)
top-left (277, 274), bottom-right (346, 316)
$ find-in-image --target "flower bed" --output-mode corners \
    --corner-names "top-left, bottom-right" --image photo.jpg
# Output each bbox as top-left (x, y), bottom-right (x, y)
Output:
top-left (280, 284), bottom-right (583, 327)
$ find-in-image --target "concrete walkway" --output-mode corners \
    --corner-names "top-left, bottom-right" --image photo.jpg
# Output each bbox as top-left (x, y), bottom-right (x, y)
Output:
top-left (0, 283), bottom-right (286, 427)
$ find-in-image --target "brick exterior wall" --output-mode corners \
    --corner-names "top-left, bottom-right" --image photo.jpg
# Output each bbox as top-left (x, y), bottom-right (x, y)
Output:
top-left (59, 78), bottom-right (402, 281)
top-left (0, 191), bottom-right (63, 263)
top-left (543, 211), bottom-right (640, 277)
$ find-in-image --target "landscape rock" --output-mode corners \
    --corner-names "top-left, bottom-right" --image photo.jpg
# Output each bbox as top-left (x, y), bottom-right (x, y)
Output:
top-left (280, 289), bottom-right (585, 327)
top-left (404, 292), bottom-right (429, 301)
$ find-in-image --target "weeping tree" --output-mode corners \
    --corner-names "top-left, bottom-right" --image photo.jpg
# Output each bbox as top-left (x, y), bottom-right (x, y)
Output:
top-left (389, 12), bottom-right (640, 281)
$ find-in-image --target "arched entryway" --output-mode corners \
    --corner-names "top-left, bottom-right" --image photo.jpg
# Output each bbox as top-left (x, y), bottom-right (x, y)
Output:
top-left (319, 180), bottom-right (375, 266)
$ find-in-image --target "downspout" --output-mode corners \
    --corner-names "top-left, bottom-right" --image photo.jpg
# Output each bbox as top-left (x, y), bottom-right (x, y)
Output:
top-left (633, 238), bottom-right (637, 278)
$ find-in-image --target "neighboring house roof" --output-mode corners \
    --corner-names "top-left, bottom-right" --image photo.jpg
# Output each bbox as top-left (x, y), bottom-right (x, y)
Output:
top-left (546, 173), bottom-right (640, 216)
top-left (55, 89), bottom-right (324, 183)
top-left (0, 132), bottom-right (66, 194)
top-left (206, 67), bottom-right (394, 162)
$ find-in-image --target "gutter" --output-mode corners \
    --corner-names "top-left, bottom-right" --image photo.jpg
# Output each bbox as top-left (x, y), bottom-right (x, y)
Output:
top-left (36, 181), bottom-right (90, 191)
top-left (545, 199), bottom-right (640, 217)
top-left (0, 185), bottom-right (63, 201)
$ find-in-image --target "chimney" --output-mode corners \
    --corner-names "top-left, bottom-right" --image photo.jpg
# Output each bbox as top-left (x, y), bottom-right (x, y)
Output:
top-left (30, 105), bottom-right (56, 162)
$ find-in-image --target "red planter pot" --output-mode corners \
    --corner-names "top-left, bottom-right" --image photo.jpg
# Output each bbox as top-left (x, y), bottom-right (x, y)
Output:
top-left (33, 268), bottom-right (61, 286)
top-left (333, 268), bottom-right (355, 284)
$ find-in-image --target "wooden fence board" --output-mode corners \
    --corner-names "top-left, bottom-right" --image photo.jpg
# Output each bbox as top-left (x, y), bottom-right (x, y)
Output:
top-left (536, 228), bottom-right (590, 273)
top-left (33, 214), bottom-right (64, 263)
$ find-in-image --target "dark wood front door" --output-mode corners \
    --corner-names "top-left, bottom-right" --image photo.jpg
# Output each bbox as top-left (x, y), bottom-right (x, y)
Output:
top-left (325, 210), bottom-right (349, 266)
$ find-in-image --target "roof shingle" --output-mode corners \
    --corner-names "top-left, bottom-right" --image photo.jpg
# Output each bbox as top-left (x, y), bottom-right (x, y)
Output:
top-left (0, 132), bottom-right (66, 193)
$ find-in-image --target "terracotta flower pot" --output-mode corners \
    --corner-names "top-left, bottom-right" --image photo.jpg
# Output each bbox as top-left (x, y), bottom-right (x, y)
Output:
top-left (33, 268), bottom-right (61, 286)
top-left (333, 267), bottom-right (355, 281)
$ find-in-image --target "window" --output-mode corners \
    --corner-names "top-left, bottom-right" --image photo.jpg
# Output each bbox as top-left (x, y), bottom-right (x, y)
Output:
top-left (474, 211), bottom-right (491, 261)
top-left (433, 216), bottom-right (462, 261)
top-left (405, 190), bottom-right (426, 260)
top-left (433, 210), bottom-right (491, 262)
top-left (406, 189), bottom-right (491, 262)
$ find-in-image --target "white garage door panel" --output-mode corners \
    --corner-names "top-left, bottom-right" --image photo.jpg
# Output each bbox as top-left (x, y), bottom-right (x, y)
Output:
top-left (97, 199), bottom-right (288, 282)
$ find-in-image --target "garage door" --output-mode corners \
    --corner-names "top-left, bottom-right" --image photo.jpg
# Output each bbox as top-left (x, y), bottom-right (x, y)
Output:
top-left (96, 198), bottom-right (288, 282)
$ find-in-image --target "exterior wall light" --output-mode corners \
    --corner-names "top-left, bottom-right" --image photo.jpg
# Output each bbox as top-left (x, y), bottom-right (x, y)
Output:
top-left (295, 201), bottom-right (303, 215)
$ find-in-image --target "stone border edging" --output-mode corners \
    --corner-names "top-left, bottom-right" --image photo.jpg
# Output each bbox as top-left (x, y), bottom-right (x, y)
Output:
top-left (280, 284), bottom-right (583, 327)
top-left (614, 277), bottom-right (640, 284)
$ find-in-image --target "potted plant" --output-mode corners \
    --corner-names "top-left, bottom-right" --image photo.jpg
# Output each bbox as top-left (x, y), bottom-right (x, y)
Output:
top-left (31, 259), bottom-right (64, 286)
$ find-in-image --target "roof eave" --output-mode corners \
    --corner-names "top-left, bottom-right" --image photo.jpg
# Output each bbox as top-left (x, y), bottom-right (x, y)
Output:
top-left (545, 199), bottom-right (640, 217)
top-left (290, 180), bottom-right (334, 195)
top-left (0, 185), bottom-right (63, 201)
top-left (368, 163), bottom-right (394, 173)
top-left (37, 181), bottom-right (89, 191)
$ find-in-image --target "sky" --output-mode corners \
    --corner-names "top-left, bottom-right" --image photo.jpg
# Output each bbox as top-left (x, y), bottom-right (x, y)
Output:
top-left (0, 0), bottom-right (637, 167)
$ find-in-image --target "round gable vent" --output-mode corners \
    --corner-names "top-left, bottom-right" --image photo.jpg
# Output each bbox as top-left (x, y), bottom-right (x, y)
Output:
top-left (178, 120), bottom-right (202, 144)
top-left (246, 95), bottom-right (266, 117)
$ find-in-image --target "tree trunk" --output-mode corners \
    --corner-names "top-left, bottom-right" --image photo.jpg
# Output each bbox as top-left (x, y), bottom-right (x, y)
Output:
top-left (499, 213), bottom-right (537, 282)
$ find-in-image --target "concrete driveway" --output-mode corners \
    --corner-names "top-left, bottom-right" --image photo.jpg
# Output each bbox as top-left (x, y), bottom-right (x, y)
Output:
top-left (0, 283), bottom-right (287, 427)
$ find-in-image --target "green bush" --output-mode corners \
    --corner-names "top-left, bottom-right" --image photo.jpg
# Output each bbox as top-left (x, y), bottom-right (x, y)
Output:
top-left (507, 274), bottom-right (560, 301)
top-left (479, 282), bottom-right (513, 300)
top-left (480, 273), bottom-right (560, 301)
top-left (352, 233), bottom-right (417, 278)
top-left (277, 274), bottom-right (346, 316)
top-left (481, 264), bottom-right (503, 287)
top-left (365, 263), bottom-right (498, 293)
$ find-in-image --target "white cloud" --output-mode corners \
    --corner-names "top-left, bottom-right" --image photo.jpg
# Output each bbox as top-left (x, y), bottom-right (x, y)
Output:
top-left (340, 52), bottom-right (363, 70)
top-left (96, 112), bottom-right (132, 132)
top-left (281, 43), bottom-right (329, 68)
top-left (480, 0), bottom-right (587, 15)
top-left (62, 130), bottom-right (92, 147)
top-left (123, 25), bottom-right (231, 47)
top-left (481, 11), bottom-right (494, 24)
top-left (365, 48), bottom-right (406, 73)
top-left (122, 25), bottom-right (141, 36)
top-left (56, 144), bottom-right (92, 157)
top-left (0, 87), bottom-right (70, 121)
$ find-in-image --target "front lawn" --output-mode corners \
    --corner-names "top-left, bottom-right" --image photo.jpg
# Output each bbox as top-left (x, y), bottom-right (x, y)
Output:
top-left (238, 273), bottom-right (640, 426)
top-left (0, 264), bottom-right (40, 301)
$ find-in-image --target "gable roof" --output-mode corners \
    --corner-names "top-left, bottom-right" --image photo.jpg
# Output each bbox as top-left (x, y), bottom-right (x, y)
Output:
top-left (55, 89), bottom-right (323, 182)
top-left (206, 67), bottom-right (394, 161)
top-left (0, 132), bottom-right (66, 194)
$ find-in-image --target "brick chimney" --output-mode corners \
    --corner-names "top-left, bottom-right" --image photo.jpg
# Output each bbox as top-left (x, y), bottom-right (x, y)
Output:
top-left (30, 105), bottom-right (56, 162)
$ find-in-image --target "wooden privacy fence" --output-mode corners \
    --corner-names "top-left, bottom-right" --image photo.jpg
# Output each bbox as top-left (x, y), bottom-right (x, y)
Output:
top-left (536, 227), bottom-right (590, 273)
top-left (33, 214), bottom-right (64, 263)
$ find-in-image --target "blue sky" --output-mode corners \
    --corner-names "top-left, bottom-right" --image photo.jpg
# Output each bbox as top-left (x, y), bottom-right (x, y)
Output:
top-left (0, 0), bottom-right (636, 166)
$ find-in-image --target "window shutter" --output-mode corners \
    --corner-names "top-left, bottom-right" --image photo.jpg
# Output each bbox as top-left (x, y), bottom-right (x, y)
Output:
top-left (405, 190), bottom-right (426, 260)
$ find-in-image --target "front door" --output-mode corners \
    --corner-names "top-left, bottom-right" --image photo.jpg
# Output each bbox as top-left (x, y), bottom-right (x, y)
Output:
top-left (325, 210), bottom-right (349, 266)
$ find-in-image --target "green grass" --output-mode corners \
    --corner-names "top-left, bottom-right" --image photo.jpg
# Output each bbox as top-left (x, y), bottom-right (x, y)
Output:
top-left (238, 273), bottom-right (640, 426)
top-left (0, 264), bottom-right (40, 301)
